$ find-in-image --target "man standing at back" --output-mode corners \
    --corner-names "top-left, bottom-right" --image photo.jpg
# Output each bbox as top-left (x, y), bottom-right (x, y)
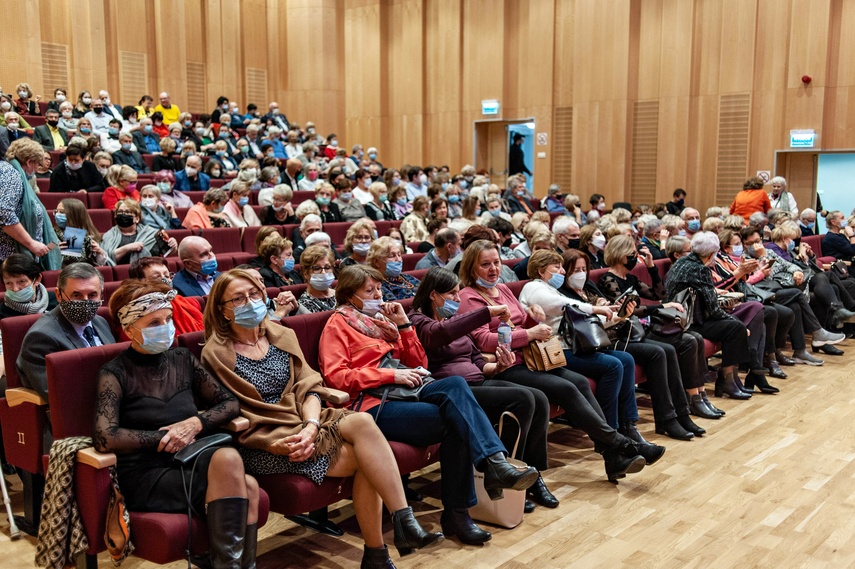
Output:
top-left (17, 263), bottom-right (116, 404)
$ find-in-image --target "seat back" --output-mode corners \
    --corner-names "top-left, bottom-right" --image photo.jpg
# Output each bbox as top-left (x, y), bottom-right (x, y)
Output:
top-left (504, 279), bottom-right (527, 298)
top-left (1, 314), bottom-right (43, 389)
top-left (38, 192), bottom-right (83, 211)
top-left (200, 227), bottom-right (242, 254)
top-left (324, 222), bottom-right (351, 246)
top-left (802, 234), bottom-right (823, 256)
top-left (402, 253), bottom-right (424, 271)
top-left (279, 311), bottom-right (334, 375)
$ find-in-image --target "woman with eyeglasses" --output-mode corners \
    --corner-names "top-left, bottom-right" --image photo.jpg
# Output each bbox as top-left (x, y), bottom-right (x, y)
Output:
top-left (367, 237), bottom-right (420, 301)
top-left (258, 235), bottom-right (301, 288)
top-left (297, 246), bottom-right (337, 313)
top-left (203, 269), bottom-right (441, 568)
top-left (340, 220), bottom-right (376, 268)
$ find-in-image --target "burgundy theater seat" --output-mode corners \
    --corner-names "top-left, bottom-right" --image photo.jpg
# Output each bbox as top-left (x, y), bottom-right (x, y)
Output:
top-left (200, 227), bottom-right (242, 254)
top-left (38, 192), bottom-right (83, 211)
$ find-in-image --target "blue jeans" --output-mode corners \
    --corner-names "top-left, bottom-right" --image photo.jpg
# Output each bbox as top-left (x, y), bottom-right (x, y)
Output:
top-left (367, 375), bottom-right (505, 509)
top-left (563, 349), bottom-right (637, 429)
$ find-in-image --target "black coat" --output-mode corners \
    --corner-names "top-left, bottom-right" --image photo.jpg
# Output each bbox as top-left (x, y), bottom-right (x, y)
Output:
top-left (509, 143), bottom-right (531, 176)
top-left (49, 161), bottom-right (106, 193)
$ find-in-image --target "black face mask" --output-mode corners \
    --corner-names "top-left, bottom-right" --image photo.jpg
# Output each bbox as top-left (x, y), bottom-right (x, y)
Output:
top-left (47, 119), bottom-right (59, 128)
top-left (502, 237), bottom-right (512, 248)
top-left (624, 255), bottom-right (638, 270)
top-left (115, 213), bottom-right (135, 228)
top-left (567, 238), bottom-right (581, 250)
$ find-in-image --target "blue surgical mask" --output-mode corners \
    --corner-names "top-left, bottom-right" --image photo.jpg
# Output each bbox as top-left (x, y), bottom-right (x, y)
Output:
top-left (786, 240), bottom-right (796, 252)
top-left (233, 299), bottom-right (268, 329)
top-left (353, 243), bottom-right (371, 256)
top-left (731, 245), bottom-right (744, 257)
top-left (477, 276), bottom-right (498, 289)
top-left (448, 195), bottom-right (460, 203)
top-left (357, 297), bottom-right (383, 317)
top-left (385, 260), bottom-right (403, 278)
top-left (55, 212), bottom-right (67, 228)
top-left (805, 221), bottom-right (815, 230)
top-left (340, 192), bottom-right (353, 202)
top-left (841, 219), bottom-right (849, 229)
top-left (310, 272), bottom-right (334, 291)
top-left (5, 285), bottom-right (35, 303)
top-left (687, 220), bottom-right (701, 232)
top-left (281, 258), bottom-right (295, 272)
top-left (316, 197), bottom-right (331, 206)
top-left (547, 272), bottom-right (565, 289)
top-left (396, 198), bottom-right (407, 206)
top-left (369, 153), bottom-right (377, 160)
top-left (379, 194), bottom-right (388, 203)
top-left (459, 180), bottom-right (468, 190)
top-left (108, 127), bottom-right (119, 136)
top-left (435, 298), bottom-right (459, 319)
top-left (144, 125), bottom-right (153, 133)
top-left (238, 197), bottom-right (249, 207)
top-left (489, 209), bottom-right (501, 217)
top-left (137, 321), bottom-right (175, 354)
top-left (121, 143), bottom-right (132, 151)
top-left (199, 258), bottom-right (218, 275)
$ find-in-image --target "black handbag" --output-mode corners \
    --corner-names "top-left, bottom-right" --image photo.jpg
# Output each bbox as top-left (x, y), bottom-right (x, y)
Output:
top-left (558, 305), bottom-right (612, 354)
top-left (173, 433), bottom-right (233, 465)
top-left (606, 316), bottom-right (646, 346)
top-left (650, 288), bottom-right (695, 335)
top-left (353, 352), bottom-right (435, 419)
top-left (831, 260), bottom-right (850, 279)
top-left (744, 283), bottom-right (776, 304)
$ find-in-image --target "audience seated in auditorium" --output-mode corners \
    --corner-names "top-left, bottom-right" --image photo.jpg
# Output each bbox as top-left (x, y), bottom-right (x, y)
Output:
top-left (368, 237), bottom-right (420, 301)
top-left (183, 188), bottom-right (229, 230)
top-left (139, 184), bottom-right (183, 231)
top-left (53, 198), bottom-right (110, 265)
top-left (33, 109), bottom-right (68, 150)
top-left (174, 236), bottom-right (221, 296)
top-left (102, 199), bottom-right (176, 265)
top-left (102, 165), bottom-right (140, 210)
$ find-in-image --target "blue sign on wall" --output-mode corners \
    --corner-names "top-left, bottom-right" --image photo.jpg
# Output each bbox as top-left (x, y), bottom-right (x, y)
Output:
top-left (790, 130), bottom-right (816, 148)
top-left (482, 99), bottom-right (500, 115)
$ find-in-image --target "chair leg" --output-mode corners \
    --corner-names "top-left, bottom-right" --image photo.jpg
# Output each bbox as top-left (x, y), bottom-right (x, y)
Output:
top-left (13, 471), bottom-right (44, 537)
top-left (285, 507), bottom-right (344, 536)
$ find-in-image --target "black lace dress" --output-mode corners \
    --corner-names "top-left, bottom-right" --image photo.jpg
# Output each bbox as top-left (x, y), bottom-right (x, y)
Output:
top-left (94, 347), bottom-right (239, 512)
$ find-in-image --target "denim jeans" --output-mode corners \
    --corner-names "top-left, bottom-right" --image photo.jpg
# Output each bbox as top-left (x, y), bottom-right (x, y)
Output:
top-left (367, 375), bottom-right (505, 509)
top-left (563, 349), bottom-right (637, 429)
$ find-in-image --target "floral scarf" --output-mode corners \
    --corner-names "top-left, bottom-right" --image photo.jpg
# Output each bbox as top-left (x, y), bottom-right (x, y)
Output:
top-left (336, 305), bottom-right (399, 342)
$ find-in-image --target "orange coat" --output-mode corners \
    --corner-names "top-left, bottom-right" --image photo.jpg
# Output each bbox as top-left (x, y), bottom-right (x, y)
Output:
top-left (182, 203), bottom-right (213, 230)
top-left (730, 189), bottom-right (771, 222)
top-left (319, 311), bottom-right (427, 411)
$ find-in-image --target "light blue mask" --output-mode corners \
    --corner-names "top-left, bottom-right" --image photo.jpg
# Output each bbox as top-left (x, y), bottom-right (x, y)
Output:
top-left (238, 197), bottom-right (249, 207)
top-left (5, 285), bottom-right (34, 303)
top-left (200, 258), bottom-right (218, 275)
top-left (281, 258), bottom-right (295, 272)
top-left (731, 245), bottom-right (744, 257)
top-left (547, 272), bottom-right (565, 289)
top-left (477, 276), bottom-right (498, 289)
top-left (687, 220), bottom-right (701, 232)
top-left (448, 195), bottom-right (460, 203)
top-left (786, 240), bottom-right (796, 252)
top-left (316, 197), bottom-right (331, 206)
top-left (397, 198), bottom-right (407, 206)
top-left (379, 194), bottom-right (388, 203)
top-left (233, 299), bottom-right (268, 329)
top-left (137, 321), bottom-right (176, 354)
top-left (55, 212), bottom-right (67, 228)
top-left (489, 209), bottom-right (501, 217)
top-left (385, 260), bottom-right (403, 278)
top-left (435, 299), bottom-right (459, 319)
top-left (310, 273), bottom-right (334, 291)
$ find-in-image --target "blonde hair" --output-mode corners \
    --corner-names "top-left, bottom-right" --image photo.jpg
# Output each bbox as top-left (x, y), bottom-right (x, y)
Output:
top-left (604, 235), bottom-right (637, 267)
top-left (344, 220), bottom-right (375, 254)
top-left (366, 236), bottom-right (401, 273)
top-left (204, 269), bottom-right (268, 342)
top-left (459, 240), bottom-right (500, 288)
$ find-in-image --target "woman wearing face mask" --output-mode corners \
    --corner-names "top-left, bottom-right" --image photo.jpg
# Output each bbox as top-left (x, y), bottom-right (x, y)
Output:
top-left (259, 185), bottom-right (297, 225)
top-left (12, 83), bottom-right (41, 116)
top-left (333, 179), bottom-right (366, 222)
top-left (204, 269), bottom-right (440, 569)
top-left (52, 198), bottom-right (110, 265)
top-left (364, 181), bottom-right (394, 221)
top-left (322, 133), bottom-right (340, 161)
top-left (102, 199), bottom-right (175, 265)
top-left (388, 186), bottom-right (410, 220)
top-left (368, 237), bottom-right (420, 301)
top-left (152, 137), bottom-right (180, 172)
top-left (0, 252), bottom-right (58, 342)
top-left (341, 220), bottom-right (376, 268)
top-left (311, 183), bottom-right (343, 223)
top-left (321, 265), bottom-right (538, 549)
top-left (298, 162), bottom-right (321, 191)
top-left (102, 165), bottom-right (141, 210)
top-left (73, 91), bottom-right (92, 118)
top-left (210, 139), bottom-right (240, 175)
top-left (95, 281), bottom-right (259, 569)
top-left (183, 188), bottom-right (230, 230)
top-left (296, 246), bottom-right (337, 313)
top-left (579, 224), bottom-right (608, 269)
top-left (386, 227), bottom-right (414, 254)
top-left (139, 185), bottom-right (183, 231)
top-left (220, 182), bottom-right (261, 228)
top-left (400, 196), bottom-right (430, 244)
top-left (57, 101), bottom-right (78, 132)
top-left (350, 169), bottom-right (373, 204)
top-left (232, 159), bottom-right (262, 192)
top-left (258, 236), bottom-right (301, 288)
top-left (153, 169), bottom-right (192, 209)
top-left (46, 88), bottom-right (67, 113)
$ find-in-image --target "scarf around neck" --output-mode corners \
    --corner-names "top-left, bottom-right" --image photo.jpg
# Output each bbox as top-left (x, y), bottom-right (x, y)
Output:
top-left (336, 304), bottom-right (399, 342)
top-left (4, 282), bottom-right (50, 315)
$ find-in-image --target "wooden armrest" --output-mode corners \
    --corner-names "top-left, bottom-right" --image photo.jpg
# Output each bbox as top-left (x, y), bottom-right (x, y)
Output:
top-left (77, 447), bottom-right (117, 469)
top-left (224, 417), bottom-right (250, 432)
top-left (6, 387), bottom-right (47, 407)
top-left (322, 389), bottom-right (350, 405)
top-left (823, 264), bottom-right (831, 270)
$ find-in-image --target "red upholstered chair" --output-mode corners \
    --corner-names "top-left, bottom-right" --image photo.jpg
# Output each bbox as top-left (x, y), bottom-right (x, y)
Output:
top-left (88, 209), bottom-right (115, 233)
top-left (36, 178), bottom-right (51, 193)
top-left (231, 252), bottom-right (257, 266)
top-left (501, 258), bottom-right (521, 269)
top-left (241, 225), bottom-right (268, 252)
top-left (210, 178), bottom-right (227, 188)
top-left (323, 222), bottom-right (350, 246)
top-left (402, 253), bottom-right (424, 272)
top-left (183, 191), bottom-right (207, 204)
top-left (46, 344), bottom-right (270, 565)
top-left (405, 269), bottom-right (428, 281)
top-left (37, 192), bottom-right (82, 211)
top-left (291, 190), bottom-right (315, 206)
top-left (87, 193), bottom-right (104, 209)
top-left (199, 227), bottom-right (242, 255)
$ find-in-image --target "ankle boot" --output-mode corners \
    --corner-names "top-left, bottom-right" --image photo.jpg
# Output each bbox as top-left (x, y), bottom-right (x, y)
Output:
top-left (361, 545), bottom-right (396, 569)
top-left (526, 476), bottom-right (559, 508)
top-left (440, 508), bottom-right (491, 545)
top-left (241, 523), bottom-right (257, 569)
top-left (700, 391), bottom-right (725, 416)
top-left (391, 506), bottom-right (443, 556)
top-left (715, 370), bottom-right (751, 399)
top-left (618, 421), bottom-right (652, 446)
top-left (743, 372), bottom-right (779, 394)
top-left (765, 355), bottom-right (788, 379)
top-left (205, 497), bottom-right (248, 569)
top-left (602, 444), bottom-right (646, 483)
top-left (655, 418), bottom-right (694, 441)
top-left (677, 414), bottom-right (706, 436)
top-left (731, 370), bottom-right (752, 394)
top-left (775, 350), bottom-right (796, 366)
top-left (622, 438), bottom-right (666, 465)
top-left (481, 452), bottom-right (540, 500)
top-left (690, 394), bottom-right (721, 419)
top-left (748, 347), bottom-right (769, 374)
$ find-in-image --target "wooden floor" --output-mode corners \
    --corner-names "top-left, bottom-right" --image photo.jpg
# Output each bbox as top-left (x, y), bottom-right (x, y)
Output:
top-left (4, 344), bottom-right (855, 568)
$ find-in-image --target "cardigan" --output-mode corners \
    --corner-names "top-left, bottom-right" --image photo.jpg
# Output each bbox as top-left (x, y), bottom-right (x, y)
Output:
top-left (201, 323), bottom-right (349, 460)
top-left (409, 306), bottom-right (491, 383)
top-left (458, 284), bottom-right (538, 366)
top-left (101, 224), bottom-right (158, 264)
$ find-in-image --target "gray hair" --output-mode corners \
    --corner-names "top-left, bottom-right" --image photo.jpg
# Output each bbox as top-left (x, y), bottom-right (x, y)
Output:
top-left (295, 200), bottom-right (320, 220)
top-left (304, 231), bottom-right (331, 247)
top-left (690, 231), bottom-right (720, 258)
top-left (705, 206), bottom-right (724, 219)
top-left (748, 212), bottom-right (768, 227)
top-left (300, 213), bottom-right (322, 231)
top-left (271, 184), bottom-right (293, 201)
top-left (800, 208), bottom-right (816, 221)
top-left (548, 184), bottom-right (561, 194)
top-left (643, 217), bottom-right (662, 237)
top-left (665, 235), bottom-right (690, 258)
top-left (769, 176), bottom-right (787, 188)
top-left (58, 262), bottom-right (103, 292)
top-left (551, 216), bottom-right (579, 235)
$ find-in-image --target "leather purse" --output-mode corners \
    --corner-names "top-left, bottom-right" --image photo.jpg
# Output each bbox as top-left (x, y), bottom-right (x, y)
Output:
top-left (649, 287), bottom-right (695, 335)
top-left (104, 467), bottom-right (134, 564)
top-left (744, 283), bottom-right (776, 304)
top-left (173, 433), bottom-right (233, 465)
top-left (523, 336), bottom-right (567, 372)
top-left (558, 305), bottom-right (612, 354)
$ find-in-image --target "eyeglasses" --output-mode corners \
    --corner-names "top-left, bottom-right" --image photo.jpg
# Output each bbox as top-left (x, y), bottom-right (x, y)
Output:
top-left (352, 236), bottom-right (372, 243)
top-left (221, 289), bottom-right (264, 308)
top-left (310, 265), bottom-right (334, 274)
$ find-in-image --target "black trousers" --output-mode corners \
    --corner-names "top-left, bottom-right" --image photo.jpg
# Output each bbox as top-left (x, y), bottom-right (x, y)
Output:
top-left (776, 287), bottom-right (821, 349)
top-left (691, 317), bottom-right (749, 366)
top-left (621, 340), bottom-right (690, 422)
top-left (469, 380), bottom-right (550, 471)
top-left (647, 330), bottom-right (708, 390)
top-left (494, 364), bottom-right (624, 450)
top-left (764, 303), bottom-right (795, 354)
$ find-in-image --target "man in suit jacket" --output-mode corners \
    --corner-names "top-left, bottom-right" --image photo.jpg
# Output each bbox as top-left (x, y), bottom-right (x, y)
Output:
top-left (173, 236), bottom-right (221, 297)
top-left (0, 124), bottom-right (9, 158)
top-left (506, 178), bottom-right (536, 214)
top-left (132, 118), bottom-right (162, 154)
top-left (174, 155), bottom-right (211, 192)
top-left (33, 109), bottom-right (69, 150)
top-left (17, 263), bottom-right (116, 404)
top-left (112, 132), bottom-right (150, 173)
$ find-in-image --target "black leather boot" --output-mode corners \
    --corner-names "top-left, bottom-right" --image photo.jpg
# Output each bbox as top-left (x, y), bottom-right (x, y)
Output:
top-left (775, 350), bottom-right (796, 366)
top-left (241, 523), bottom-right (257, 569)
top-left (391, 506), bottom-right (443, 556)
top-left (623, 439), bottom-right (666, 465)
top-left (813, 343), bottom-right (844, 356)
top-left (602, 445), bottom-right (646, 483)
top-left (205, 497), bottom-right (248, 569)
top-left (765, 355), bottom-right (787, 379)
top-left (677, 414), bottom-right (706, 436)
top-left (748, 347), bottom-right (769, 374)
top-left (690, 394), bottom-right (721, 419)
top-left (440, 508), bottom-right (491, 545)
top-left (480, 452), bottom-right (540, 500)
top-left (655, 418), bottom-right (694, 441)
top-left (701, 391), bottom-right (725, 416)
top-left (361, 545), bottom-right (396, 569)
top-left (618, 421), bottom-right (652, 445)
top-left (715, 370), bottom-right (751, 399)
top-left (744, 372), bottom-right (779, 394)
top-left (526, 476), bottom-right (559, 508)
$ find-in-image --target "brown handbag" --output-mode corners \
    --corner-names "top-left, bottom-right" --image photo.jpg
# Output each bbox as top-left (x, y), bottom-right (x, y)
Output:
top-left (522, 336), bottom-right (567, 372)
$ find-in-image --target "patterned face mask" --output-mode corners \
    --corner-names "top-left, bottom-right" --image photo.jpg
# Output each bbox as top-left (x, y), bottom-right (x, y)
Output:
top-left (59, 294), bottom-right (102, 325)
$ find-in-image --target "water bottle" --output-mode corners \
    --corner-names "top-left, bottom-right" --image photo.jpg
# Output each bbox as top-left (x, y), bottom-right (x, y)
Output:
top-left (497, 321), bottom-right (512, 349)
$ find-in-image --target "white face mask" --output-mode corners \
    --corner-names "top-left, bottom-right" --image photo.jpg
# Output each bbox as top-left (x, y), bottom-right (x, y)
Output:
top-left (0, 101), bottom-right (11, 111)
top-left (61, 110), bottom-right (72, 118)
top-left (568, 272), bottom-right (587, 290)
top-left (56, 94), bottom-right (66, 102)
top-left (141, 197), bottom-right (158, 209)
top-left (592, 235), bottom-right (607, 250)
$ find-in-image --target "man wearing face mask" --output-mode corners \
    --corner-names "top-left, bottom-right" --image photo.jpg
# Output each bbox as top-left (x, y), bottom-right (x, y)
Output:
top-left (84, 100), bottom-right (112, 136)
top-left (48, 144), bottom-right (106, 193)
top-left (241, 124), bottom-right (264, 159)
top-left (415, 228), bottom-right (460, 270)
top-left (405, 166), bottom-right (428, 201)
top-left (111, 132), bottom-right (149, 174)
top-left (3, 111), bottom-right (31, 142)
top-left (798, 208), bottom-right (817, 237)
top-left (551, 216), bottom-right (582, 255)
top-left (680, 207), bottom-right (702, 238)
top-left (666, 188), bottom-right (687, 215)
top-left (132, 117), bottom-right (162, 154)
top-left (33, 109), bottom-right (68, 151)
top-left (365, 146), bottom-right (383, 170)
top-left (506, 177), bottom-right (536, 215)
top-left (262, 101), bottom-right (290, 133)
top-left (173, 236), bottom-right (221, 297)
top-left (174, 155), bottom-right (210, 192)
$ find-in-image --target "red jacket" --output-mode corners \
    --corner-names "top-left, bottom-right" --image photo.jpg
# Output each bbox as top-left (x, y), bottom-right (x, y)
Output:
top-left (319, 311), bottom-right (427, 411)
top-left (102, 186), bottom-right (141, 211)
